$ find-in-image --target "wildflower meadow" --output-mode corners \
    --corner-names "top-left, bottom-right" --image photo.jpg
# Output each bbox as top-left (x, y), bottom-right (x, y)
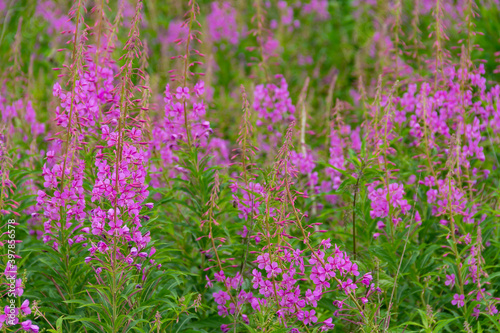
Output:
top-left (1, 0), bottom-right (500, 332)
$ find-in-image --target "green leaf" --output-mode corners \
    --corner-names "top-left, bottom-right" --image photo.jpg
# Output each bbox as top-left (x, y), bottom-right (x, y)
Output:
top-left (432, 317), bottom-right (460, 333)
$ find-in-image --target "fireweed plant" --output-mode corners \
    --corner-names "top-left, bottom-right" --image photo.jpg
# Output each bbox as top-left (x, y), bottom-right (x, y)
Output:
top-left (1, 0), bottom-right (500, 332)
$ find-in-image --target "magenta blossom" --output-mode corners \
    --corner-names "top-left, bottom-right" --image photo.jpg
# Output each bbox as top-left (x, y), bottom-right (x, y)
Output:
top-left (445, 274), bottom-right (455, 288)
top-left (451, 294), bottom-right (465, 308)
top-left (213, 290), bottom-right (231, 305)
top-left (21, 320), bottom-right (39, 333)
top-left (175, 86), bottom-right (190, 100)
top-left (265, 262), bottom-right (282, 278)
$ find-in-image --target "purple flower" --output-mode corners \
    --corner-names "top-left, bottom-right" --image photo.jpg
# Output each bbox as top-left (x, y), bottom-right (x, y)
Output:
top-left (415, 211), bottom-right (422, 225)
top-left (445, 274), bottom-right (455, 288)
top-left (206, 2), bottom-right (239, 44)
top-left (255, 253), bottom-right (270, 269)
top-left (175, 87), bottom-right (190, 100)
top-left (214, 270), bottom-right (225, 282)
top-left (252, 269), bottom-right (263, 289)
top-left (320, 317), bottom-right (335, 331)
top-left (290, 150), bottom-right (316, 175)
top-left (259, 280), bottom-right (274, 297)
top-left (345, 261), bottom-right (360, 276)
top-left (194, 81), bottom-right (205, 97)
top-left (21, 320), bottom-right (39, 333)
top-left (205, 275), bottom-right (213, 288)
top-left (320, 238), bottom-right (332, 249)
top-left (14, 278), bottom-right (24, 297)
top-left (305, 288), bottom-right (322, 307)
top-left (472, 305), bottom-right (481, 318)
top-left (97, 241), bottom-right (108, 253)
top-left (236, 225), bottom-right (248, 238)
top-left (265, 262), bottom-right (282, 278)
top-left (361, 272), bottom-right (373, 286)
top-left (368, 183), bottom-right (410, 219)
top-left (4, 262), bottom-right (17, 279)
top-left (451, 294), bottom-right (465, 308)
top-left (21, 299), bottom-right (31, 315)
top-left (340, 278), bottom-right (357, 294)
top-left (333, 300), bottom-right (344, 308)
top-left (217, 305), bottom-right (228, 317)
top-left (310, 265), bottom-right (327, 284)
top-left (301, 309), bottom-right (318, 325)
top-left (213, 290), bottom-right (231, 305)
top-left (464, 233), bottom-right (472, 244)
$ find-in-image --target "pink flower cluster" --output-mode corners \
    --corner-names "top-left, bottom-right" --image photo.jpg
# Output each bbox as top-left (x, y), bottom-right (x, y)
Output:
top-left (150, 81), bottom-right (229, 181)
top-left (0, 97), bottom-right (45, 139)
top-left (254, 75), bottom-right (295, 128)
top-left (209, 240), bottom-right (377, 331)
top-left (230, 181), bottom-right (266, 220)
top-left (37, 157), bottom-right (87, 249)
top-left (424, 177), bottom-right (467, 218)
top-left (0, 264), bottom-right (38, 331)
top-left (35, 0), bottom-right (75, 35)
top-left (367, 182), bottom-right (411, 220)
top-left (36, 49), bottom-right (138, 250)
top-left (206, 2), bottom-right (239, 45)
top-left (52, 60), bottom-right (115, 133)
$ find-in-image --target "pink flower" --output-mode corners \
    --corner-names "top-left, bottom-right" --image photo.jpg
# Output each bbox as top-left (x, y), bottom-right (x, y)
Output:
top-left (464, 233), bottom-right (472, 244)
top-left (255, 253), bottom-right (270, 269)
top-left (306, 309), bottom-right (318, 325)
top-left (368, 183), bottom-right (410, 219)
top-left (21, 299), bottom-right (31, 315)
top-left (377, 221), bottom-right (386, 230)
top-left (361, 272), bottom-right (373, 286)
top-left (340, 278), bottom-right (357, 293)
top-left (265, 262), bottom-right (282, 278)
top-left (213, 290), bottom-right (230, 305)
top-left (214, 270), bottom-right (225, 282)
top-left (345, 261), bottom-right (360, 276)
top-left (101, 125), bottom-right (110, 140)
top-left (320, 317), bottom-right (335, 331)
top-left (193, 102), bottom-right (206, 116)
top-left (14, 278), bottom-right (24, 297)
top-left (320, 238), bottom-right (332, 249)
top-left (205, 275), bottom-right (213, 288)
top-left (259, 280), bottom-right (274, 297)
top-left (251, 269), bottom-right (263, 289)
top-left (4, 262), bottom-right (17, 279)
top-left (445, 274), bottom-right (455, 288)
top-left (176, 86), bottom-right (190, 100)
top-left (333, 300), bottom-right (344, 310)
top-left (310, 265), bottom-right (327, 284)
top-left (451, 294), bottom-right (465, 308)
top-left (21, 320), bottom-right (39, 333)
top-left (236, 225), bottom-right (248, 238)
top-left (194, 81), bottom-right (205, 96)
top-left (415, 211), bottom-right (422, 225)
